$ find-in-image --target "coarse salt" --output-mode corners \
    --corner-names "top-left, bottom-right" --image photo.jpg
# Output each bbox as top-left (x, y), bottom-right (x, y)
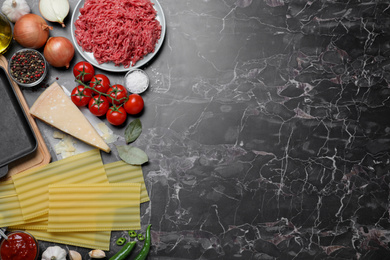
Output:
top-left (125, 69), bottom-right (149, 94)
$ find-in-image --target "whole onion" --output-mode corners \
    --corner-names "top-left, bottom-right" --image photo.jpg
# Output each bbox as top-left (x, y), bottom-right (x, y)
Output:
top-left (43, 37), bottom-right (75, 69)
top-left (13, 13), bottom-right (52, 49)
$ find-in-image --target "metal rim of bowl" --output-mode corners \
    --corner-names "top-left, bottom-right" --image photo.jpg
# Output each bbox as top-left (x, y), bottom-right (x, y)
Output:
top-left (8, 49), bottom-right (47, 88)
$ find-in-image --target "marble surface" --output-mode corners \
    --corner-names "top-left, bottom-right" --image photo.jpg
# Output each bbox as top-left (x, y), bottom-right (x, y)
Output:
top-left (3, 0), bottom-right (390, 259)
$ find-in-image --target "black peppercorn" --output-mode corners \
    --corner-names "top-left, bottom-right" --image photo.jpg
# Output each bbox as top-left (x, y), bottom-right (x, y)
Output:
top-left (10, 50), bottom-right (46, 85)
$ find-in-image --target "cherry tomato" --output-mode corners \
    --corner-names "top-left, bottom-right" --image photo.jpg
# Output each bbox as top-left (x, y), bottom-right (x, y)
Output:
top-left (106, 106), bottom-right (127, 126)
top-left (73, 61), bottom-right (95, 82)
top-left (124, 94), bottom-right (144, 115)
top-left (71, 85), bottom-right (92, 106)
top-left (88, 95), bottom-right (110, 116)
top-left (89, 74), bottom-right (110, 94)
top-left (107, 84), bottom-right (128, 105)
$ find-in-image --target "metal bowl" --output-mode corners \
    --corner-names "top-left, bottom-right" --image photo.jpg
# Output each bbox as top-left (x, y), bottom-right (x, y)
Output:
top-left (8, 49), bottom-right (47, 88)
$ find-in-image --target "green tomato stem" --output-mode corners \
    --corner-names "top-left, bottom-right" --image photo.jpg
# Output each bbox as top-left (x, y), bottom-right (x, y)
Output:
top-left (75, 79), bottom-right (128, 104)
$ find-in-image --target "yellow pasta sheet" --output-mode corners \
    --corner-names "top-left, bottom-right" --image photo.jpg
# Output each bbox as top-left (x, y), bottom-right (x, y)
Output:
top-left (0, 180), bottom-right (24, 227)
top-left (10, 216), bottom-right (48, 230)
top-left (0, 180), bottom-right (48, 227)
top-left (48, 183), bottom-right (141, 232)
top-left (0, 194), bottom-right (27, 227)
top-left (27, 229), bottom-right (111, 251)
top-left (12, 149), bottom-right (108, 220)
top-left (0, 179), bottom-right (16, 196)
top-left (105, 160), bottom-right (150, 203)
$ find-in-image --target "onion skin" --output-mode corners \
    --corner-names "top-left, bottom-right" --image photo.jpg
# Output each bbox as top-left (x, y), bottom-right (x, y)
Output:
top-left (43, 36), bottom-right (75, 69)
top-left (13, 13), bottom-right (52, 49)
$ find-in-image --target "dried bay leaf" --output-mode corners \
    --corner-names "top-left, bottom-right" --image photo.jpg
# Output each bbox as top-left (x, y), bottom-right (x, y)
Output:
top-left (116, 145), bottom-right (148, 165)
top-left (125, 118), bottom-right (142, 143)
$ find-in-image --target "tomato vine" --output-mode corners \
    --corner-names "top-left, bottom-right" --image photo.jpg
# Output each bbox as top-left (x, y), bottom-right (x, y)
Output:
top-left (75, 79), bottom-right (128, 108)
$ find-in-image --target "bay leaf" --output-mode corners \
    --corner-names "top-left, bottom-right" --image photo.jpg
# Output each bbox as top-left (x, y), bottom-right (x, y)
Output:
top-left (125, 118), bottom-right (142, 143)
top-left (116, 145), bottom-right (148, 165)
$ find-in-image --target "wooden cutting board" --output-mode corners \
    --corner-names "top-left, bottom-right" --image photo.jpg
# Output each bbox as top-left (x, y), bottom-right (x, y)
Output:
top-left (0, 54), bottom-right (51, 180)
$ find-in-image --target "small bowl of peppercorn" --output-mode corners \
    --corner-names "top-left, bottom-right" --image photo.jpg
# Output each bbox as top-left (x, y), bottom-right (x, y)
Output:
top-left (8, 48), bottom-right (47, 88)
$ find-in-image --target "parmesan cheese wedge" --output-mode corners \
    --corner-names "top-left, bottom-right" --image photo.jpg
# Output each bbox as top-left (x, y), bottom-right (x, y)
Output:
top-left (29, 82), bottom-right (111, 153)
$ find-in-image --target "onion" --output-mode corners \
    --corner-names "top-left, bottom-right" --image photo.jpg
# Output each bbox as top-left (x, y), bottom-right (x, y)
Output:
top-left (13, 13), bottom-right (52, 49)
top-left (43, 36), bottom-right (74, 69)
top-left (39, 0), bottom-right (69, 28)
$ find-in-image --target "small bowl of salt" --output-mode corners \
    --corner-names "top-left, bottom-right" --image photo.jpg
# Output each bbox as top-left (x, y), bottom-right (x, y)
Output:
top-left (124, 69), bottom-right (149, 94)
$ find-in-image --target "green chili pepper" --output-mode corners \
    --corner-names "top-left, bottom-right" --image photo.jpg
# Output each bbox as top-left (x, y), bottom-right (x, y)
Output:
top-left (129, 230), bottom-right (137, 238)
top-left (116, 237), bottom-right (126, 246)
top-left (137, 233), bottom-right (145, 241)
top-left (109, 241), bottom-right (137, 260)
top-left (134, 224), bottom-right (152, 260)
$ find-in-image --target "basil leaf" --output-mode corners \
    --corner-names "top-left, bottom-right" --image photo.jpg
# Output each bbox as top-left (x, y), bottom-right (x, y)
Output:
top-left (116, 145), bottom-right (148, 165)
top-left (125, 119), bottom-right (142, 143)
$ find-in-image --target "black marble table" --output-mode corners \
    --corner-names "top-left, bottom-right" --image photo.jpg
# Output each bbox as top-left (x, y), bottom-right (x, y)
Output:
top-left (3, 0), bottom-right (390, 259)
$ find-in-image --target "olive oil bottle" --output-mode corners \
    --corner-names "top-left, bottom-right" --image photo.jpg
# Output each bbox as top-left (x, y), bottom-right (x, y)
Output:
top-left (0, 13), bottom-right (12, 54)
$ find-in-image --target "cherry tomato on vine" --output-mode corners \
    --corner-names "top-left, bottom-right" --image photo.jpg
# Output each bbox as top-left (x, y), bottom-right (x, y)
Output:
top-left (89, 74), bottom-right (110, 94)
top-left (106, 106), bottom-right (127, 126)
top-left (107, 84), bottom-right (128, 105)
top-left (124, 94), bottom-right (144, 115)
top-left (73, 61), bottom-right (95, 82)
top-left (88, 95), bottom-right (110, 116)
top-left (71, 85), bottom-right (92, 107)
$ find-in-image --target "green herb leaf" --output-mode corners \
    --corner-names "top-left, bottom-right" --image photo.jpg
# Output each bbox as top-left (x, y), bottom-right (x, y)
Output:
top-left (116, 145), bottom-right (148, 165)
top-left (125, 119), bottom-right (142, 143)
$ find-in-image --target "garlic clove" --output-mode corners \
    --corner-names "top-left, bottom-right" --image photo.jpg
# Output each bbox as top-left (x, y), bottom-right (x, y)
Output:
top-left (69, 250), bottom-right (82, 260)
top-left (38, 0), bottom-right (69, 27)
top-left (88, 249), bottom-right (106, 259)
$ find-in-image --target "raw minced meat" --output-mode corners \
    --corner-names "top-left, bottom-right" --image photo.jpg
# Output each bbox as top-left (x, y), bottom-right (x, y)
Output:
top-left (75, 0), bottom-right (162, 68)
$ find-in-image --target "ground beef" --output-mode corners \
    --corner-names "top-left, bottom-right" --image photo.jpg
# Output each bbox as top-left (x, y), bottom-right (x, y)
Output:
top-left (75, 0), bottom-right (162, 68)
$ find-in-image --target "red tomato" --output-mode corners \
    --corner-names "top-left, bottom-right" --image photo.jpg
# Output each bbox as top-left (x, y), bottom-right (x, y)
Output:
top-left (71, 85), bottom-right (92, 106)
top-left (107, 84), bottom-right (128, 105)
top-left (106, 106), bottom-right (127, 126)
top-left (73, 61), bottom-right (95, 82)
top-left (89, 74), bottom-right (110, 94)
top-left (124, 94), bottom-right (144, 115)
top-left (88, 95), bottom-right (110, 116)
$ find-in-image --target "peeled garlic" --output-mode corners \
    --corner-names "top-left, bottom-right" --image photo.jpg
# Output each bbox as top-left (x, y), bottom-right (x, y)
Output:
top-left (69, 250), bottom-right (82, 260)
top-left (88, 249), bottom-right (106, 259)
top-left (39, 0), bottom-right (69, 27)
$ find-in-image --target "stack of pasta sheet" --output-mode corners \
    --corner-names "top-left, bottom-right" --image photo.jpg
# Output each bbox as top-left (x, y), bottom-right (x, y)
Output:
top-left (0, 149), bottom-right (149, 250)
